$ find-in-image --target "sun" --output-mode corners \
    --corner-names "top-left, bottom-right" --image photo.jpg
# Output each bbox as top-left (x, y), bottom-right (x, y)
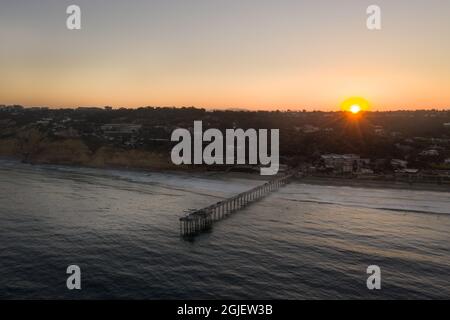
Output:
top-left (341, 97), bottom-right (370, 114)
top-left (350, 104), bottom-right (361, 114)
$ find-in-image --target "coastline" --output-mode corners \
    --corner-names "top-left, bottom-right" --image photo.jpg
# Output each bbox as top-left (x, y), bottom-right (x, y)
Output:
top-left (1, 155), bottom-right (448, 193)
top-left (0, 136), bottom-right (267, 176)
top-left (0, 155), bottom-right (268, 181)
top-left (297, 176), bottom-right (450, 193)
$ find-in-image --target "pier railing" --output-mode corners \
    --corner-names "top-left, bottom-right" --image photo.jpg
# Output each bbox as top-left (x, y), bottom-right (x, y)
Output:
top-left (179, 173), bottom-right (293, 237)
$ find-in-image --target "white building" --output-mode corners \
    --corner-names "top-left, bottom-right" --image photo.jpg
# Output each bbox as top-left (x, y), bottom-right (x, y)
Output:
top-left (391, 159), bottom-right (408, 169)
top-left (420, 149), bottom-right (439, 157)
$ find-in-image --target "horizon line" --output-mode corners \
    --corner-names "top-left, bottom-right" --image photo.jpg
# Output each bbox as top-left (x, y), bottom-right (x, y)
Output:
top-left (2, 104), bottom-right (450, 113)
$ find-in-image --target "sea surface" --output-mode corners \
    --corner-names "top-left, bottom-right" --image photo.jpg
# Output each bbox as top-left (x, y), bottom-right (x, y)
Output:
top-left (0, 159), bottom-right (449, 299)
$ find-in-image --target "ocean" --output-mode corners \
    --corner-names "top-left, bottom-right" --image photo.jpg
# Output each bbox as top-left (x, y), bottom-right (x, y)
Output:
top-left (0, 159), bottom-right (449, 299)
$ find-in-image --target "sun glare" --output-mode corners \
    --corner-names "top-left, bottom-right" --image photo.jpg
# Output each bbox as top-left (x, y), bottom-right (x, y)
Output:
top-left (350, 105), bottom-right (361, 114)
top-left (341, 97), bottom-right (370, 114)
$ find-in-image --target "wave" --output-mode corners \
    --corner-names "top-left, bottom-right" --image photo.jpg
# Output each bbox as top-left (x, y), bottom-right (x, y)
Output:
top-left (0, 160), bottom-right (240, 200)
top-left (280, 197), bottom-right (449, 216)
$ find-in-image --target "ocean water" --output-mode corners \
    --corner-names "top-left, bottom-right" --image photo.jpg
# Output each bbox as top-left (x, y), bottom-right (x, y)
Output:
top-left (0, 159), bottom-right (449, 299)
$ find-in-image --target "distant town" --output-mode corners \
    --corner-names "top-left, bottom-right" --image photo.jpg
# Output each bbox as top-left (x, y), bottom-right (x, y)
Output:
top-left (1, 105), bottom-right (450, 184)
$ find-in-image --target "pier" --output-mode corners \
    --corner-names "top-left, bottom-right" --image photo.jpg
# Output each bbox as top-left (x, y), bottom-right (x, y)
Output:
top-left (179, 173), bottom-right (294, 237)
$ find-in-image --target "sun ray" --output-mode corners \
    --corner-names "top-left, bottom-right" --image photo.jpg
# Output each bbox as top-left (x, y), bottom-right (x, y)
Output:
top-left (341, 97), bottom-right (370, 114)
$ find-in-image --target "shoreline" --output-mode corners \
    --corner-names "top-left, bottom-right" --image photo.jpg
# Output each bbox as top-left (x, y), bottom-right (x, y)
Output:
top-left (0, 155), bottom-right (269, 182)
top-left (296, 176), bottom-right (450, 193)
top-left (1, 156), bottom-right (449, 192)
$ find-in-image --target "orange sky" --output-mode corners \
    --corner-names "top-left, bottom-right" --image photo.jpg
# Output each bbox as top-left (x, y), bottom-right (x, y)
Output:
top-left (1, 0), bottom-right (449, 111)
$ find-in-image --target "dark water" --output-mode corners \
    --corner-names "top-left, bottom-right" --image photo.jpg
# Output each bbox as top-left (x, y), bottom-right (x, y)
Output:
top-left (0, 160), bottom-right (449, 299)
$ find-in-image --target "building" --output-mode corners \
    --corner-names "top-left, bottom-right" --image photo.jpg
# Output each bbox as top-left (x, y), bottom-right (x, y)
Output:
top-left (396, 168), bottom-right (419, 174)
top-left (321, 154), bottom-right (361, 174)
top-left (101, 124), bottom-right (142, 135)
top-left (420, 149), bottom-right (439, 157)
top-left (302, 125), bottom-right (320, 134)
top-left (1, 105), bottom-right (24, 112)
top-left (373, 125), bottom-right (385, 136)
top-left (391, 159), bottom-right (408, 169)
top-left (34, 117), bottom-right (53, 126)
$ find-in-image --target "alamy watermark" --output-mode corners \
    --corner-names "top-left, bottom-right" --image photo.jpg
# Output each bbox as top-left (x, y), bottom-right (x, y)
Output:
top-left (66, 5), bottom-right (81, 30)
top-left (171, 121), bottom-right (279, 176)
top-left (367, 5), bottom-right (382, 30)
top-left (366, 265), bottom-right (381, 290)
top-left (66, 265), bottom-right (81, 290)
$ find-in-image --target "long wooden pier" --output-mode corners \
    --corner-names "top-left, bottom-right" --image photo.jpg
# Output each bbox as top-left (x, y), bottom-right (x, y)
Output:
top-left (179, 173), bottom-right (293, 237)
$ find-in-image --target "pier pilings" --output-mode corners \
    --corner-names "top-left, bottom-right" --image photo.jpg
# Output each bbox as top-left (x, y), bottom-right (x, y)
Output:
top-left (180, 173), bottom-right (293, 237)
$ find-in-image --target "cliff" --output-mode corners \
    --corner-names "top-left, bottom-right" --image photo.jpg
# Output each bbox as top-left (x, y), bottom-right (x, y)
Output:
top-left (0, 129), bottom-right (176, 170)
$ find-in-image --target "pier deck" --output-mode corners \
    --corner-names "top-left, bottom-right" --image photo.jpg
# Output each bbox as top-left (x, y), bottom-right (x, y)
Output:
top-left (179, 173), bottom-right (294, 237)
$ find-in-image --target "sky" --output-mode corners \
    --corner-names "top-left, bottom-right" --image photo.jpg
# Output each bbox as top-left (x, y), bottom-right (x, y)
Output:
top-left (1, 0), bottom-right (450, 111)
